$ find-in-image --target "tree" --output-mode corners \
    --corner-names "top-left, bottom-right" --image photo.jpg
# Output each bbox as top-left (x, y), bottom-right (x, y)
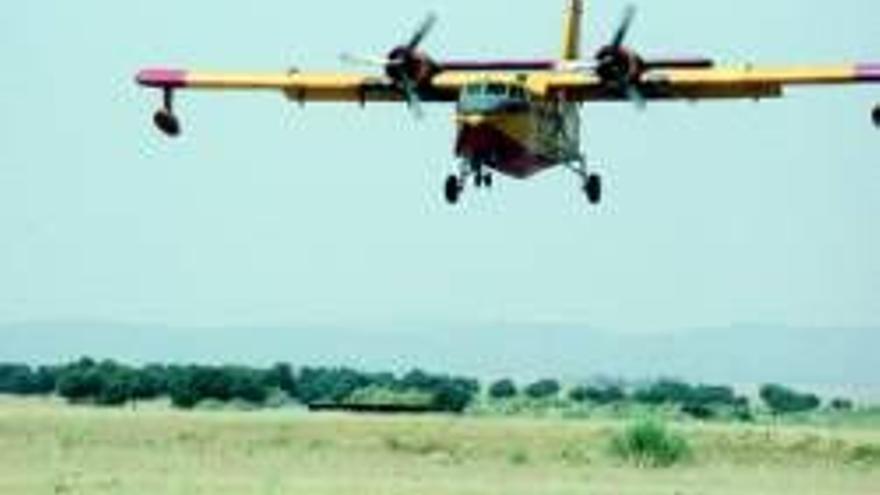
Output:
top-left (297, 367), bottom-right (369, 404)
top-left (571, 385), bottom-right (626, 404)
top-left (168, 367), bottom-right (201, 409)
top-left (830, 398), bottom-right (854, 411)
top-left (57, 367), bottom-right (102, 403)
top-left (488, 379), bottom-right (518, 399)
top-left (568, 385), bottom-right (589, 402)
top-left (760, 384), bottom-right (821, 415)
top-left (431, 377), bottom-right (479, 413)
top-left (265, 363), bottom-right (296, 397)
top-left (633, 379), bottom-right (693, 405)
top-left (524, 379), bottom-right (561, 399)
top-left (0, 364), bottom-right (37, 395)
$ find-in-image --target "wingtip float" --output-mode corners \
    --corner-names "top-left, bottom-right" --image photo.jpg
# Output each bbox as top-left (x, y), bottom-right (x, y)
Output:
top-left (135, 1), bottom-right (880, 206)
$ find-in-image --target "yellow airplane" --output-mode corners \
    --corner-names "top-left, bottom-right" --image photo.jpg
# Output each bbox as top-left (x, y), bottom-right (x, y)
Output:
top-left (136, 1), bottom-right (880, 205)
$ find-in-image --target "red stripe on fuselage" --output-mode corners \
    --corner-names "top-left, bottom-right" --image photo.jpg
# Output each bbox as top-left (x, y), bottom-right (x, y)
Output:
top-left (455, 124), bottom-right (553, 179)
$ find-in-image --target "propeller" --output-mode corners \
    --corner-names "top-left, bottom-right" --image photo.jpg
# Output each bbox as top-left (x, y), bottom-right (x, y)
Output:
top-left (596, 5), bottom-right (646, 109)
top-left (407, 13), bottom-right (438, 51)
top-left (610, 5), bottom-right (636, 50)
top-left (340, 13), bottom-right (438, 119)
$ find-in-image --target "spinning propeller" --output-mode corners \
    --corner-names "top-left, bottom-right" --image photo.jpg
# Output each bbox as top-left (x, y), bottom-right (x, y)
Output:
top-left (594, 5), bottom-right (646, 108)
top-left (341, 13), bottom-right (439, 118)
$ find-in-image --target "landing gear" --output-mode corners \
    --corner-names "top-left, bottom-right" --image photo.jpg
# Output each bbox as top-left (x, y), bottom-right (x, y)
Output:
top-left (565, 156), bottom-right (602, 206)
top-left (872, 104), bottom-right (880, 128)
top-left (153, 108), bottom-right (181, 137)
top-left (584, 173), bottom-right (602, 205)
top-left (444, 161), bottom-right (490, 205)
top-left (153, 88), bottom-right (181, 138)
top-left (474, 172), bottom-right (492, 188)
top-left (444, 175), bottom-right (463, 204)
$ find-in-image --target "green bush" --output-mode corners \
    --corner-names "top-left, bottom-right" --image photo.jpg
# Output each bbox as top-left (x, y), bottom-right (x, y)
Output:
top-left (524, 379), bottom-right (561, 399)
top-left (610, 419), bottom-right (691, 468)
top-left (760, 384), bottom-right (821, 415)
top-left (570, 384), bottom-right (626, 404)
top-left (488, 379), bottom-right (518, 399)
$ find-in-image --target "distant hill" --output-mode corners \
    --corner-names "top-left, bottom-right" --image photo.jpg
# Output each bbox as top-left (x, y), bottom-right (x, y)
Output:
top-left (2, 322), bottom-right (878, 398)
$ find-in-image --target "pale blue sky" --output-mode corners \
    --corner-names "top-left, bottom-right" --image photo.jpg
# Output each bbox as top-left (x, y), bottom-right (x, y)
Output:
top-left (1, 0), bottom-right (879, 333)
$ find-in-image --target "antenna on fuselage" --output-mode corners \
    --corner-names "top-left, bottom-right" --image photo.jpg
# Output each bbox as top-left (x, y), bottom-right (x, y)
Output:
top-left (561, 0), bottom-right (584, 61)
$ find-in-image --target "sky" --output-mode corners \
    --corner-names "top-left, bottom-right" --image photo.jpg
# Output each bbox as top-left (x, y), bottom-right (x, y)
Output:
top-left (1, 0), bottom-right (879, 337)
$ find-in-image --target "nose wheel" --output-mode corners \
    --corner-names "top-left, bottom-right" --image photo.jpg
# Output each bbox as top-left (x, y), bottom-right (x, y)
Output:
top-left (584, 173), bottom-right (602, 204)
top-left (444, 175), bottom-right (463, 204)
top-left (474, 172), bottom-right (493, 188)
top-left (153, 88), bottom-right (182, 138)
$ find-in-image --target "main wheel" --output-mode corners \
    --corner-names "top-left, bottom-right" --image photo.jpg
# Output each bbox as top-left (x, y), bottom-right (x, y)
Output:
top-left (872, 104), bottom-right (880, 128)
top-left (153, 109), bottom-right (181, 137)
top-left (584, 174), bottom-right (602, 205)
top-left (484, 173), bottom-right (493, 189)
top-left (444, 175), bottom-right (462, 204)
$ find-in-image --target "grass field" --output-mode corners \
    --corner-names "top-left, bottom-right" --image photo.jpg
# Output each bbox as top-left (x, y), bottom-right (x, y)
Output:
top-left (1, 398), bottom-right (879, 495)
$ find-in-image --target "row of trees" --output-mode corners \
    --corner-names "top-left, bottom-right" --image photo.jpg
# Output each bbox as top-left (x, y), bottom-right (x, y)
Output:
top-left (485, 377), bottom-right (847, 418)
top-left (487, 377), bottom-right (747, 418)
top-left (0, 359), bottom-right (478, 413)
top-left (0, 360), bottom-right (851, 416)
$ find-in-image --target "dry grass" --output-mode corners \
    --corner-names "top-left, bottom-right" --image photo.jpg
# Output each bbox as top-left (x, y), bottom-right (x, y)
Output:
top-left (0, 397), bottom-right (878, 494)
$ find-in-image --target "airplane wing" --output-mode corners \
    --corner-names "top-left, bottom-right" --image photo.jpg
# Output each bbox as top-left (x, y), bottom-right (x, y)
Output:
top-left (136, 68), bottom-right (461, 103)
top-left (137, 63), bottom-right (880, 104)
top-left (526, 63), bottom-right (880, 101)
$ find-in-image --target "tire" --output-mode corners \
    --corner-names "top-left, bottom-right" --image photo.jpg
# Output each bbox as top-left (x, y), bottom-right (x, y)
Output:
top-left (873, 104), bottom-right (880, 128)
top-left (444, 176), bottom-right (461, 204)
top-left (153, 109), bottom-right (181, 137)
top-left (585, 174), bottom-right (602, 205)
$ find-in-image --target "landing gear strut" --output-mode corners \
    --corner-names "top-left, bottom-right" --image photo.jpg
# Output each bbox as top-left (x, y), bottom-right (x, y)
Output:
top-left (444, 160), bottom-right (489, 205)
top-left (153, 88), bottom-right (181, 138)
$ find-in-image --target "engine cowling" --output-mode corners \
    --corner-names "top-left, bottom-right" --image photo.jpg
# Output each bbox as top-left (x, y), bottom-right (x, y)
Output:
top-left (594, 46), bottom-right (645, 88)
top-left (385, 46), bottom-right (438, 88)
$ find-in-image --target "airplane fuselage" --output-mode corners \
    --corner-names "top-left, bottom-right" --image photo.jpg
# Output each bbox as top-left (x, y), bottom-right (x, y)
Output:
top-left (454, 82), bottom-right (582, 179)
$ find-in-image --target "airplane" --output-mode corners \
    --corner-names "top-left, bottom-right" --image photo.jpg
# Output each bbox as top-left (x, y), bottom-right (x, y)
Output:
top-left (136, 1), bottom-right (880, 206)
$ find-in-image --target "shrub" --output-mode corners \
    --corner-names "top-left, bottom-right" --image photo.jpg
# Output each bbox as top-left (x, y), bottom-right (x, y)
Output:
top-left (760, 384), bottom-right (821, 415)
top-left (488, 379), bottom-right (518, 399)
top-left (570, 384), bottom-right (626, 404)
top-left (524, 379), bottom-right (561, 399)
top-left (830, 398), bottom-right (854, 411)
top-left (610, 419), bottom-right (691, 468)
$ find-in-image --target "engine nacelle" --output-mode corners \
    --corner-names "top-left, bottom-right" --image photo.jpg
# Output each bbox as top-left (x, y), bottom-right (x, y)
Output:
top-left (385, 47), bottom-right (438, 88)
top-left (873, 104), bottom-right (880, 128)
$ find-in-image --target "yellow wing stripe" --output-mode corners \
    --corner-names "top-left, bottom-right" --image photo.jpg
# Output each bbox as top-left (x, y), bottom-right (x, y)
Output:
top-left (177, 72), bottom-right (399, 102)
top-left (658, 65), bottom-right (864, 85)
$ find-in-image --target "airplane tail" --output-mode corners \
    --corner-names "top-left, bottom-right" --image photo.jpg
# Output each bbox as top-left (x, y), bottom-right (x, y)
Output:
top-left (561, 0), bottom-right (584, 61)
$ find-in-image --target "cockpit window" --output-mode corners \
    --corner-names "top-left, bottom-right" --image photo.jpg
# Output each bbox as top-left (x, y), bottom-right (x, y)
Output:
top-left (486, 83), bottom-right (507, 96)
top-left (459, 82), bottom-right (529, 114)
top-left (510, 86), bottom-right (526, 100)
